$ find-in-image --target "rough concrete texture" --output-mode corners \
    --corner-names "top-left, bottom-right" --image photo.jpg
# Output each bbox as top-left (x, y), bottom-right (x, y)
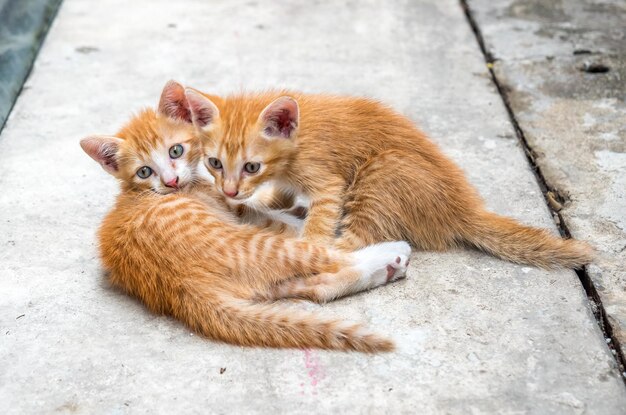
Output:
top-left (469, 0), bottom-right (626, 352)
top-left (1, 0), bottom-right (625, 413)
top-left (0, 0), bottom-right (62, 129)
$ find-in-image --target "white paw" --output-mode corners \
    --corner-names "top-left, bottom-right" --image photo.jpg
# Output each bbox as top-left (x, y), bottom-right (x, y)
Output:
top-left (352, 241), bottom-right (411, 289)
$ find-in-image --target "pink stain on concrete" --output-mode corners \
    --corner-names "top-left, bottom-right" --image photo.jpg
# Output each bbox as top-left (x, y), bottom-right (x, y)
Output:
top-left (302, 349), bottom-right (325, 395)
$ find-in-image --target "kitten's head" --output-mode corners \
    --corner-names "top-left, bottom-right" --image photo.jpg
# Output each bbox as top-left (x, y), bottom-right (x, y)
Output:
top-left (80, 81), bottom-right (204, 194)
top-left (160, 84), bottom-right (299, 202)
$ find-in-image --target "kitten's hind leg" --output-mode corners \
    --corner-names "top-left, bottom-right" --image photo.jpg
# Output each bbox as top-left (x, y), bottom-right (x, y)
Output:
top-left (352, 241), bottom-right (412, 286)
top-left (335, 150), bottom-right (461, 252)
top-left (264, 241), bottom-right (411, 303)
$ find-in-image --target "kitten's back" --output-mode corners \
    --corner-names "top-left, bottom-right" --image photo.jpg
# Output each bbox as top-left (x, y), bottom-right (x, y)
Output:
top-left (98, 189), bottom-right (393, 352)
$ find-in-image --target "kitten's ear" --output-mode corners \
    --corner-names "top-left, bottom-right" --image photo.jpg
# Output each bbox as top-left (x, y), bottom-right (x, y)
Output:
top-left (184, 88), bottom-right (219, 130)
top-left (80, 135), bottom-right (124, 175)
top-left (258, 96), bottom-right (299, 139)
top-left (158, 80), bottom-right (192, 123)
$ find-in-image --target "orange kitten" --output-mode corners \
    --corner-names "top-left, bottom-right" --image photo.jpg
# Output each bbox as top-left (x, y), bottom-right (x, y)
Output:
top-left (79, 99), bottom-right (411, 351)
top-left (166, 82), bottom-right (593, 269)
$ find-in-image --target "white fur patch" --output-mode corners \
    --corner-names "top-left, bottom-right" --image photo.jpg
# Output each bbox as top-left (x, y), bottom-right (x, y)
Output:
top-left (196, 159), bottom-right (215, 184)
top-left (234, 181), bottom-right (306, 234)
top-left (150, 149), bottom-right (171, 175)
top-left (351, 241), bottom-right (411, 290)
top-left (244, 181), bottom-right (276, 209)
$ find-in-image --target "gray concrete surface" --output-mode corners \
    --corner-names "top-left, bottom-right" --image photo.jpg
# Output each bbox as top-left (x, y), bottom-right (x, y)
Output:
top-left (469, 0), bottom-right (626, 352)
top-left (0, 0), bottom-right (61, 130)
top-left (1, 0), bottom-right (625, 413)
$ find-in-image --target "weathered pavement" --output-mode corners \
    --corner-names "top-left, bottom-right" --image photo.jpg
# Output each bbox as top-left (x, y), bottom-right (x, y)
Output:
top-left (0, 0), bottom-right (62, 129)
top-left (0, 0), bottom-right (624, 413)
top-left (468, 0), bottom-right (626, 368)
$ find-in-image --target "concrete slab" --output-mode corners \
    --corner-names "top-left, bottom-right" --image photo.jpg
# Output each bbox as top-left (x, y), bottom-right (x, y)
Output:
top-left (1, 0), bottom-right (624, 413)
top-left (0, 0), bottom-right (62, 130)
top-left (469, 0), bottom-right (626, 354)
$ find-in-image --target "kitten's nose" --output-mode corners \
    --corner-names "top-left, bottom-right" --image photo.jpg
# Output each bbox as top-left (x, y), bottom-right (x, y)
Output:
top-left (224, 189), bottom-right (238, 198)
top-left (164, 177), bottom-right (179, 188)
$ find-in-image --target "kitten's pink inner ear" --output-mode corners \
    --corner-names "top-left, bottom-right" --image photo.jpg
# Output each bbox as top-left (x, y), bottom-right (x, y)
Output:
top-left (260, 96), bottom-right (299, 139)
top-left (80, 135), bottom-right (123, 175)
top-left (158, 80), bottom-right (192, 123)
top-left (184, 89), bottom-right (219, 129)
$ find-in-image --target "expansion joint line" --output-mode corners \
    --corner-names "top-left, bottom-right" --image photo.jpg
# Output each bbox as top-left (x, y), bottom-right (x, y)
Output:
top-left (459, 0), bottom-right (626, 384)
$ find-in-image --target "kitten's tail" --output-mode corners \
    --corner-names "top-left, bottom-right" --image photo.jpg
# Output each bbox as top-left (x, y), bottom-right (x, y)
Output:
top-left (461, 211), bottom-right (594, 269)
top-left (175, 284), bottom-right (394, 353)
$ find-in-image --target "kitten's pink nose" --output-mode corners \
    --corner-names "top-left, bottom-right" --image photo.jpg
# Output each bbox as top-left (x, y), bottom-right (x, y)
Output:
top-left (164, 177), bottom-right (179, 188)
top-left (224, 189), bottom-right (238, 198)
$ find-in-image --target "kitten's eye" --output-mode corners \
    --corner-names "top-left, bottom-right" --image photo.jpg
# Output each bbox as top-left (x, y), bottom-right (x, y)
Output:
top-left (137, 166), bottom-right (153, 179)
top-left (208, 157), bottom-right (222, 169)
top-left (169, 144), bottom-right (184, 159)
top-left (244, 162), bottom-right (261, 174)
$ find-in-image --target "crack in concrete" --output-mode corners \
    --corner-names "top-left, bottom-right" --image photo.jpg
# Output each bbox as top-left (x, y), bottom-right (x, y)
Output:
top-left (460, 0), bottom-right (626, 386)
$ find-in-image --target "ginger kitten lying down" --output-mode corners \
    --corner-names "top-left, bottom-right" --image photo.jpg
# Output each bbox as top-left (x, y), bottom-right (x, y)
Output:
top-left (80, 103), bottom-right (412, 352)
top-left (162, 81), bottom-right (593, 269)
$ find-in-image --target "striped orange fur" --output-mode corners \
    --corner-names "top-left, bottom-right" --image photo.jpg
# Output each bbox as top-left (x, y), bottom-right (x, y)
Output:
top-left (170, 82), bottom-right (593, 269)
top-left (79, 89), bottom-right (413, 351)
